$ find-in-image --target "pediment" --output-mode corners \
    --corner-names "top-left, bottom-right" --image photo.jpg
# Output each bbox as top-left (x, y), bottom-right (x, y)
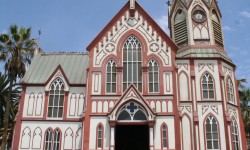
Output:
top-left (108, 84), bottom-right (155, 121)
top-left (87, 1), bottom-right (177, 67)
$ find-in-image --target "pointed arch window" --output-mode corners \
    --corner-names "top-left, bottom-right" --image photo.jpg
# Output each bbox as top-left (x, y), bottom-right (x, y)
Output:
top-left (106, 60), bottom-right (116, 93)
top-left (53, 129), bottom-right (61, 150)
top-left (205, 115), bottom-right (219, 150)
top-left (44, 128), bottom-right (61, 150)
top-left (227, 78), bottom-right (235, 103)
top-left (232, 119), bottom-right (240, 150)
top-left (148, 59), bottom-right (159, 93)
top-left (161, 124), bottom-right (168, 148)
top-left (45, 129), bottom-right (53, 150)
top-left (202, 73), bottom-right (215, 99)
top-left (47, 78), bottom-right (65, 118)
top-left (123, 35), bottom-right (142, 92)
top-left (97, 124), bottom-right (103, 149)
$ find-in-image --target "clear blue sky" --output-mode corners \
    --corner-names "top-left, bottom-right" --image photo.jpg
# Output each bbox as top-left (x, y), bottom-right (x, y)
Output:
top-left (1, 0), bottom-right (250, 86)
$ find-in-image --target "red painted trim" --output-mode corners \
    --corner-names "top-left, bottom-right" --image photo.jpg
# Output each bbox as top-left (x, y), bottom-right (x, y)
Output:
top-left (63, 91), bottom-right (69, 120)
top-left (233, 71), bottom-right (247, 149)
top-left (12, 86), bottom-right (26, 149)
top-left (44, 65), bottom-right (70, 86)
top-left (87, 1), bottom-right (177, 51)
top-left (43, 91), bottom-right (49, 119)
top-left (218, 60), bottom-right (231, 150)
top-left (108, 84), bottom-right (155, 115)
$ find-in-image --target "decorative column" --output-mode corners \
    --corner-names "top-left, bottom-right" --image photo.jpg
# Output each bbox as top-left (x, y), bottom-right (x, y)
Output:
top-left (109, 120), bottom-right (116, 150)
top-left (149, 120), bottom-right (155, 150)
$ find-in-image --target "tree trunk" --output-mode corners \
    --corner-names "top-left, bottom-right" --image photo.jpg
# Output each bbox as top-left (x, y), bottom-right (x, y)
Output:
top-left (1, 78), bottom-right (13, 150)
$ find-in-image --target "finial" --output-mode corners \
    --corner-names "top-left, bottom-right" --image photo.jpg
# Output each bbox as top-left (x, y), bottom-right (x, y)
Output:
top-left (130, 0), bottom-right (136, 10)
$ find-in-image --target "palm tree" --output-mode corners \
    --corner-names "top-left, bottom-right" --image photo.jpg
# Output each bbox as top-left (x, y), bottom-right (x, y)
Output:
top-left (237, 78), bottom-right (247, 93)
top-left (0, 72), bottom-right (21, 148)
top-left (240, 88), bottom-right (250, 134)
top-left (0, 25), bottom-right (37, 149)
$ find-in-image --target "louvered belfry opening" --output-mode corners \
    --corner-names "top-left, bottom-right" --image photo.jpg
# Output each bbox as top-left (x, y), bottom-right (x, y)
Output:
top-left (174, 9), bottom-right (188, 47)
top-left (212, 10), bottom-right (223, 46)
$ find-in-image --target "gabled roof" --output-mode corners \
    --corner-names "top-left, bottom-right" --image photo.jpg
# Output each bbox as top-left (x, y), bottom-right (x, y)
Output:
top-left (21, 53), bottom-right (89, 85)
top-left (87, 1), bottom-right (177, 51)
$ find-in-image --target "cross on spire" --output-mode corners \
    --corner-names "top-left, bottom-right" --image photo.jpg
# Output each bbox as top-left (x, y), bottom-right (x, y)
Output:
top-left (130, 0), bottom-right (136, 9)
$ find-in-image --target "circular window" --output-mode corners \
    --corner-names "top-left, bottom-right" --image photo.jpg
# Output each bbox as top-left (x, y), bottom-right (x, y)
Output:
top-left (192, 10), bottom-right (206, 23)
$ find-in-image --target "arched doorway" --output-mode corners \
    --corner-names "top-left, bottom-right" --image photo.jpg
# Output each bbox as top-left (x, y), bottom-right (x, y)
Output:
top-left (115, 102), bottom-right (149, 150)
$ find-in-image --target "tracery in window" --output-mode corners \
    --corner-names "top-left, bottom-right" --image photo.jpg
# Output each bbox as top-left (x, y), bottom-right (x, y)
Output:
top-left (227, 78), bottom-right (235, 103)
top-left (148, 59), bottom-right (159, 93)
top-left (106, 60), bottom-right (116, 93)
top-left (45, 129), bottom-right (53, 150)
top-left (47, 78), bottom-right (65, 118)
top-left (117, 102), bottom-right (147, 121)
top-left (161, 124), bottom-right (168, 148)
top-left (44, 128), bottom-right (61, 150)
top-left (97, 124), bottom-right (103, 148)
top-left (232, 119), bottom-right (240, 150)
top-left (53, 129), bottom-right (61, 150)
top-left (123, 35), bottom-right (142, 92)
top-left (202, 73), bottom-right (215, 99)
top-left (205, 115), bottom-right (219, 150)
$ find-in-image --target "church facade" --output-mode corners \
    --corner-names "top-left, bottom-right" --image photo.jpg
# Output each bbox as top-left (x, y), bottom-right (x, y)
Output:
top-left (12, 0), bottom-right (246, 150)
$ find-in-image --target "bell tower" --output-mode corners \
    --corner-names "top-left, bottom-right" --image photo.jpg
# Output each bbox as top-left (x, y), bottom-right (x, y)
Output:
top-left (169, 0), bottom-right (224, 49)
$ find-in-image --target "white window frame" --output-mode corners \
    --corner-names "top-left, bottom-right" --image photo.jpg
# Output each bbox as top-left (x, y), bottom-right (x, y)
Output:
top-left (123, 35), bottom-right (142, 92)
top-left (232, 119), bottom-right (240, 150)
top-left (227, 78), bottom-right (235, 103)
top-left (106, 59), bottom-right (117, 93)
top-left (205, 115), bottom-right (220, 150)
top-left (148, 59), bottom-right (159, 93)
top-left (202, 73), bottom-right (215, 100)
top-left (47, 78), bottom-right (65, 118)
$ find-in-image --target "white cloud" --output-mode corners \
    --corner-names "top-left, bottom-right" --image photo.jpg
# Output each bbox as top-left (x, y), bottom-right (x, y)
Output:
top-left (156, 15), bottom-right (169, 34)
top-left (240, 11), bottom-right (250, 18)
top-left (223, 26), bottom-right (232, 31)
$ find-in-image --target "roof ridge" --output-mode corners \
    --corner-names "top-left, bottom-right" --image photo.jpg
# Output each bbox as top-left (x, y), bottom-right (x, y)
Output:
top-left (41, 51), bottom-right (89, 55)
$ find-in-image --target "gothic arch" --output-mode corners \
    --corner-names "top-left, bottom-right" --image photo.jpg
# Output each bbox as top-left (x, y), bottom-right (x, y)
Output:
top-left (200, 71), bottom-right (216, 100)
top-left (32, 127), bottom-right (42, 149)
top-left (27, 93), bottom-right (35, 116)
top-left (181, 114), bottom-right (193, 150)
top-left (203, 113), bottom-right (221, 150)
top-left (64, 127), bottom-right (74, 150)
top-left (117, 29), bottom-right (148, 66)
top-left (161, 122), bottom-right (169, 149)
top-left (20, 127), bottom-right (31, 149)
top-left (96, 123), bottom-right (104, 149)
top-left (178, 71), bottom-right (190, 101)
top-left (75, 127), bottom-right (82, 150)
